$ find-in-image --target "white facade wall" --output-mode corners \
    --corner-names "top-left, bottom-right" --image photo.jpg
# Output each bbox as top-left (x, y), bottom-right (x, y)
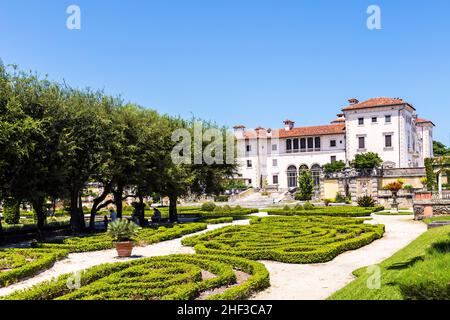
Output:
top-left (235, 103), bottom-right (434, 190)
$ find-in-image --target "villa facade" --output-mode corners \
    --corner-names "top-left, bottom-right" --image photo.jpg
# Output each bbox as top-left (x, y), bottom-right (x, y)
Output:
top-left (234, 97), bottom-right (435, 191)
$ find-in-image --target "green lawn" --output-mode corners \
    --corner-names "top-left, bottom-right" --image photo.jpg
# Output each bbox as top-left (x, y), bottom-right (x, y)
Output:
top-left (423, 216), bottom-right (450, 225)
top-left (329, 225), bottom-right (450, 300)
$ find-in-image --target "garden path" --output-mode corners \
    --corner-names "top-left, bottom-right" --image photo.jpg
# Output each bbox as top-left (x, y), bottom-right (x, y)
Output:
top-left (251, 214), bottom-right (427, 300)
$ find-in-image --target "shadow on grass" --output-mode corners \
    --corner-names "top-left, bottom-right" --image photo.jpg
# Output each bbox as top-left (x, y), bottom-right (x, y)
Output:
top-left (386, 256), bottom-right (424, 270)
top-left (428, 239), bottom-right (450, 254)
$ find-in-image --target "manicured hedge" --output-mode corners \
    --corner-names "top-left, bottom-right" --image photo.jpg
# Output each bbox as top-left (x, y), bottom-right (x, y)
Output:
top-left (153, 206), bottom-right (259, 218)
top-left (267, 206), bottom-right (381, 217)
top-left (202, 217), bottom-right (234, 224)
top-left (0, 249), bottom-right (68, 288)
top-left (183, 216), bottom-right (385, 264)
top-left (2, 254), bottom-right (269, 300)
top-left (35, 223), bottom-right (207, 253)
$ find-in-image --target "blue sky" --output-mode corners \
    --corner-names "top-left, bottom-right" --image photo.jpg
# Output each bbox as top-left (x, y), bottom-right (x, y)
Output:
top-left (1, 0), bottom-right (449, 143)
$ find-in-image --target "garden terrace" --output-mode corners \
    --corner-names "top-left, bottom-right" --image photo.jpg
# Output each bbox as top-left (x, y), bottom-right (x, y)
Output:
top-left (329, 225), bottom-right (450, 300)
top-left (267, 206), bottom-right (383, 217)
top-left (35, 223), bottom-right (207, 253)
top-left (2, 254), bottom-right (269, 300)
top-left (182, 216), bottom-right (385, 264)
top-left (0, 249), bottom-right (68, 288)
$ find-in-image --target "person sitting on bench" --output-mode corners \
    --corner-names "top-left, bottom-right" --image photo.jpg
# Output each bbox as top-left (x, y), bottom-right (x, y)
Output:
top-left (151, 207), bottom-right (162, 223)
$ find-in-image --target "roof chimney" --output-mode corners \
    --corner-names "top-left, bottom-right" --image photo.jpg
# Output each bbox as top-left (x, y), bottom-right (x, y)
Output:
top-left (283, 119), bottom-right (295, 131)
top-left (348, 98), bottom-right (359, 105)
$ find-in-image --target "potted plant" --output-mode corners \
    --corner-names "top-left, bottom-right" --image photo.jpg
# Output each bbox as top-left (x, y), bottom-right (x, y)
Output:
top-left (107, 219), bottom-right (141, 257)
top-left (384, 180), bottom-right (404, 212)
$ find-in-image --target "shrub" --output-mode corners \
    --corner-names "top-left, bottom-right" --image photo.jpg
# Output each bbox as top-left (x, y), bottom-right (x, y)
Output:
top-left (203, 217), bottom-right (233, 224)
top-left (351, 152), bottom-right (383, 170)
top-left (36, 223), bottom-right (207, 253)
top-left (357, 195), bottom-right (376, 208)
top-left (403, 184), bottom-right (414, 191)
top-left (267, 206), bottom-right (373, 217)
top-left (107, 219), bottom-right (141, 242)
top-left (335, 192), bottom-right (350, 204)
top-left (3, 254), bottom-right (270, 301)
top-left (3, 199), bottom-right (20, 225)
top-left (298, 170), bottom-right (314, 201)
top-left (323, 160), bottom-right (346, 174)
top-left (303, 202), bottom-right (315, 210)
top-left (222, 205), bottom-right (232, 211)
top-left (183, 216), bottom-right (384, 264)
top-left (201, 202), bottom-right (216, 212)
top-left (214, 195), bottom-right (229, 202)
top-left (0, 249), bottom-right (68, 288)
top-left (323, 199), bottom-right (334, 206)
top-left (283, 205), bottom-right (291, 211)
top-left (294, 204), bottom-right (304, 210)
top-left (384, 181), bottom-right (404, 193)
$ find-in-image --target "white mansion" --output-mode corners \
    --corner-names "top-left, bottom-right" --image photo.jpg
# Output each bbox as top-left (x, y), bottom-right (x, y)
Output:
top-left (234, 97), bottom-right (435, 190)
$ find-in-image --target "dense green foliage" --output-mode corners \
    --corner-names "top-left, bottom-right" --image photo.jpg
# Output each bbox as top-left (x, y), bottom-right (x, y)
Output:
top-left (0, 63), bottom-right (237, 237)
top-left (433, 141), bottom-right (450, 157)
top-left (2, 254), bottom-right (269, 300)
top-left (0, 249), bottom-right (68, 288)
top-left (35, 223), bottom-right (207, 253)
top-left (329, 225), bottom-right (450, 300)
top-left (323, 160), bottom-right (346, 174)
top-left (3, 199), bottom-right (20, 225)
top-left (351, 152), bottom-right (383, 170)
top-left (183, 216), bottom-right (384, 263)
top-left (425, 158), bottom-right (437, 191)
top-left (267, 205), bottom-right (378, 217)
top-left (297, 170), bottom-right (314, 201)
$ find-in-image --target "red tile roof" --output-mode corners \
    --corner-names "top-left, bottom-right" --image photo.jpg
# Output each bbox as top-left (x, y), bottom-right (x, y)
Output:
top-left (278, 123), bottom-right (345, 138)
top-left (342, 97), bottom-right (415, 111)
top-left (243, 123), bottom-right (345, 139)
top-left (416, 118), bottom-right (435, 126)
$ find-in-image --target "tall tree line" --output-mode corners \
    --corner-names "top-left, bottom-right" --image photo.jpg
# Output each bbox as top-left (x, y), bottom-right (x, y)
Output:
top-left (0, 63), bottom-right (236, 239)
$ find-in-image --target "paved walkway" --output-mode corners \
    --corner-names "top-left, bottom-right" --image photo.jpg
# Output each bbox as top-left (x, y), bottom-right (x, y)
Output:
top-left (251, 214), bottom-right (427, 300)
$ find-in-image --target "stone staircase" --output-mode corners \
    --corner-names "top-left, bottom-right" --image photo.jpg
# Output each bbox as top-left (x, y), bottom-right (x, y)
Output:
top-left (229, 191), bottom-right (289, 208)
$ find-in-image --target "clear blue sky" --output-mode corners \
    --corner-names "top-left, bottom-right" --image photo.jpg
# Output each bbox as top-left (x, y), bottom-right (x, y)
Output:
top-left (1, 0), bottom-right (449, 143)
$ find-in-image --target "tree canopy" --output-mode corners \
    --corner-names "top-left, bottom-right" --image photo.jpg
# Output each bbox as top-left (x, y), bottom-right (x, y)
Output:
top-left (0, 63), bottom-right (237, 237)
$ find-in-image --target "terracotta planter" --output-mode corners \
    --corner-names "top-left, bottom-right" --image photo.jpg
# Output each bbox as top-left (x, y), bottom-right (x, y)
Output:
top-left (115, 241), bottom-right (134, 257)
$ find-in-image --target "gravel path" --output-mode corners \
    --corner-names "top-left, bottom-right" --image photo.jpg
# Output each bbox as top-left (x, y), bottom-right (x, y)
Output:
top-left (251, 214), bottom-right (427, 300)
top-left (0, 219), bottom-right (250, 297)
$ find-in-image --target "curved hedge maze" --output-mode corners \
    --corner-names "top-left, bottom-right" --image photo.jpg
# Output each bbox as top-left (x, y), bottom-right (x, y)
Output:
top-left (3, 254), bottom-right (269, 300)
top-left (0, 249), bottom-right (68, 288)
top-left (182, 216), bottom-right (385, 264)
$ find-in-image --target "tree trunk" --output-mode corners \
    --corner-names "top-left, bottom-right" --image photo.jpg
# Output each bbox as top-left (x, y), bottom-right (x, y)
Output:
top-left (0, 217), bottom-right (4, 244)
top-left (114, 183), bottom-right (124, 219)
top-left (138, 195), bottom-right (145, 227)
top-left (70, 189), bottom-right (85, 234)
top-left (89, 183), bottom-right (113, 231)
top-left (169, 194), bottom-right (178, 223)
top-left (31, 198), bottom-right (46, 240)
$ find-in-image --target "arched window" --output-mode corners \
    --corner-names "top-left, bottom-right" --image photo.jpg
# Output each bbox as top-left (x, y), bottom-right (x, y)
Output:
top-left (299, 164), bottom-right (309, 172)
top-left (311, 164), bottom-right (322, 188)
top-left (287, 165), bottom-right (298, 188)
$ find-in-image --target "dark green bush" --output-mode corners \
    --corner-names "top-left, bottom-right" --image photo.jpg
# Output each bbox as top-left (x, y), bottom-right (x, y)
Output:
top-left (201, 202), bottom-right (216, 212)
top-left (0, 249), bottom-right (68, 288)
top-left (3, 199), bottom-right (20, 225)
top-left (214, 195), bottom-right (230, 202)
top-left (303, 202), bottom-right (315, 210)
top-left (357, 195), bottom-right (376, 208)
top-left (267, 206), bottom-right (373, 217)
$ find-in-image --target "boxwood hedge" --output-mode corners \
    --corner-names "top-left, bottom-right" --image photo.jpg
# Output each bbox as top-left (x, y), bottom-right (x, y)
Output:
top-left (183, 216), bottom-right (385, 264)
top-left (2, 254), bottom-right (269, 300)
top-left (0, 249), bottom-right (68, 288)
top-left (267, 206), bottom-right (382, 217)
top-left (35, 223), bottom-right (207, 253)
